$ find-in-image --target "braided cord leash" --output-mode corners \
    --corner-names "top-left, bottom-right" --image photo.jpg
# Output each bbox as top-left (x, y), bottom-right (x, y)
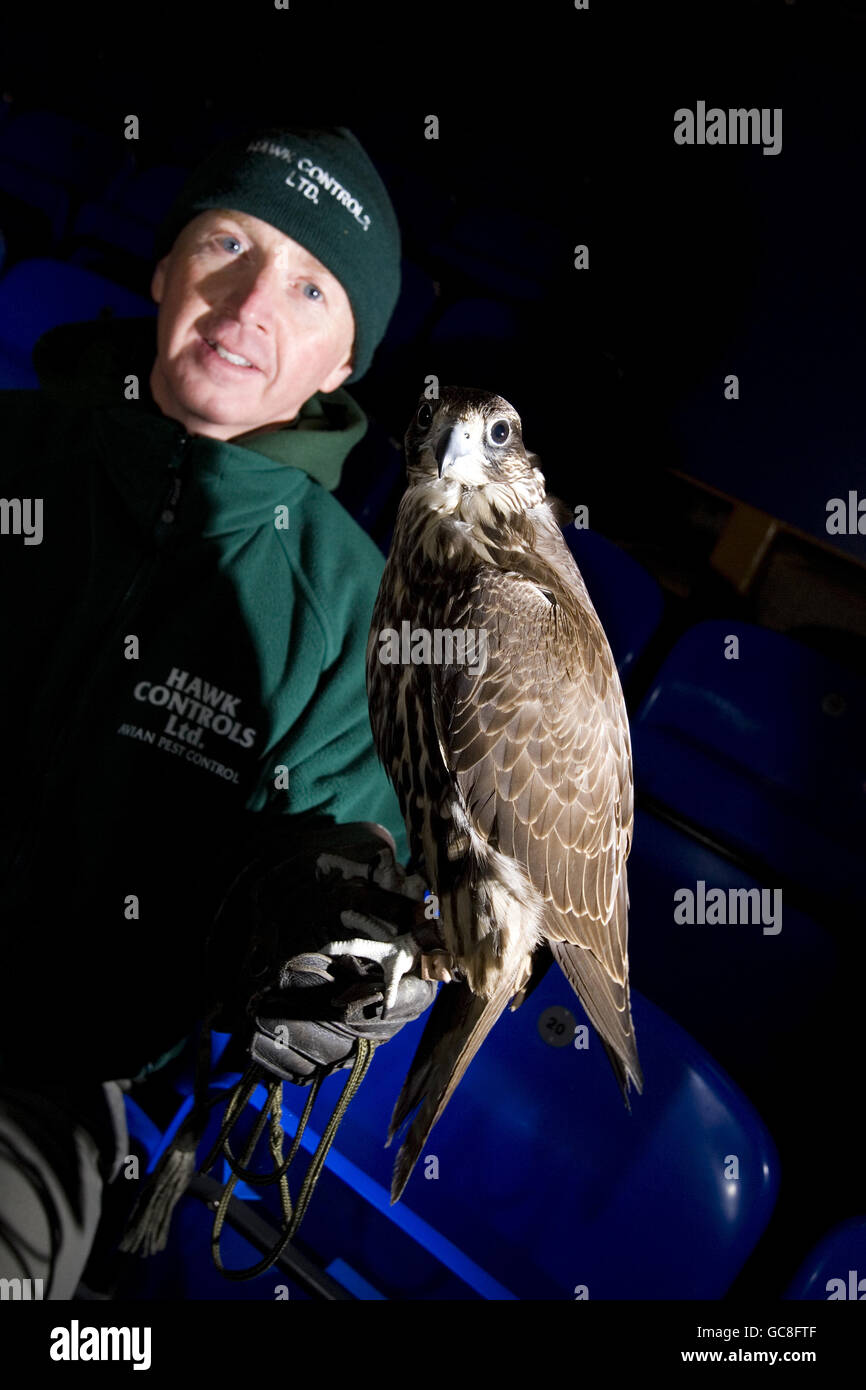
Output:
top-left (201, 1038), bottom-right (378, 1281)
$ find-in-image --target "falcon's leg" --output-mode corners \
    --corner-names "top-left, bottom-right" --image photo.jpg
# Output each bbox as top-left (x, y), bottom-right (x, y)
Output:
top-left (321, 908), bottom-right (457, 1013)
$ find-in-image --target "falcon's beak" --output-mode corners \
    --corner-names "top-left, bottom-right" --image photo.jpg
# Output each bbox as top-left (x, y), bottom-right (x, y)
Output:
top-left (435, 421), bottom-right (482, 479)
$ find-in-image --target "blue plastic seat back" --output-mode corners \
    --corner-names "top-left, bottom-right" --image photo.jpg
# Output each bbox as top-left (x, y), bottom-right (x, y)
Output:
top-left (632, 620), bottom-right (866, 908)
top-left (0, 110), bottom-right (127, 196)
top-left (71, 164), bottom-right (191, 263)
top-left (0, 162), bottom-right (71, 249)
top-left (329, 977), bottom-right (778, 1299)
top-left (626, 808), bottom-right (840, 1098)
top-left (784, 1216), bottom-right (866, 1300)
top-left (0, 259), bottom-right (156, 388)
top-left (0, 111), bottom-right (132, 243)
top-left (126, 977), bottom-right (779, 1299)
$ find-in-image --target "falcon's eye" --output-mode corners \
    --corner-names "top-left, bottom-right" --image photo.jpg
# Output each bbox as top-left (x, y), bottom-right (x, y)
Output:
top-left (416, 403), bottom-right (433, 430)
top-left (490, 419), bottom-right (510, 445)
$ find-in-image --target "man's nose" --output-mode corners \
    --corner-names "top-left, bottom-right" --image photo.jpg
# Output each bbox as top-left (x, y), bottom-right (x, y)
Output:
top-left (223, 259), bottom-right (281, 324)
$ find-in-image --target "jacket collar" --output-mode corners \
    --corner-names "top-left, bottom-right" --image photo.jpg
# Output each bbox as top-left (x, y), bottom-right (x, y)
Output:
top-left (33, 314), bottom-right (368, 494)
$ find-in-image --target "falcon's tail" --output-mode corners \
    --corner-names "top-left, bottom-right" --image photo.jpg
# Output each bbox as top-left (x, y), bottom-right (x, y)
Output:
top-left (386, 975), bottom-right (516, 1205)
top-left (550, 938), bottom-right (644, 1106)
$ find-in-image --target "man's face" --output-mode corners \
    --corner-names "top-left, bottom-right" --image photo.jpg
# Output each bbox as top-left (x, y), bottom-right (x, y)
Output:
top-left (149, 209), bottom-right (356, 440)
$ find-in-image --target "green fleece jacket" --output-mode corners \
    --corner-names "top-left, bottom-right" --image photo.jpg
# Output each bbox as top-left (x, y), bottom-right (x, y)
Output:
top-left (0, 314), bottom-right (407, 1081)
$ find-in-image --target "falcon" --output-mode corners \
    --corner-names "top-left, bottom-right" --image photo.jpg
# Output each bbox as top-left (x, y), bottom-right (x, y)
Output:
top-left (324, 386), bottom-right (643, 1205)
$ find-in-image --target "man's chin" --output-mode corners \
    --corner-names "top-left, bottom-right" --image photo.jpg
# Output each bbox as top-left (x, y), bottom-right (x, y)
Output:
top-left (168, 386), bottom-right (264, 438)
top-left (152, 368), bottom-right (300, 439)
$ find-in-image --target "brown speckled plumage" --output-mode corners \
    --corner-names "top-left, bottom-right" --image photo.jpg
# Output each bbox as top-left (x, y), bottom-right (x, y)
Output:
top-left (368, 387), bottom-right (643, 1203)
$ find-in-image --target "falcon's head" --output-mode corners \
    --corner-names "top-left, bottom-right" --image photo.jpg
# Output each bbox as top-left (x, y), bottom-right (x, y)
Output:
top-left (403, 387), bottom-right (547, 525)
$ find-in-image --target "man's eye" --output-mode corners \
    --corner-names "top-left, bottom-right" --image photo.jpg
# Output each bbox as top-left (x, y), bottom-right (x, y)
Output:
top-left (302, 282), bottom-right (323, 301)
top-left (218, 235), bottom-right (243, 254)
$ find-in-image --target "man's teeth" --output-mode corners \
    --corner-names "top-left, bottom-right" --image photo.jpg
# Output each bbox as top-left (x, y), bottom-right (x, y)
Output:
top-left (208, 340), bottom-right (253, 367)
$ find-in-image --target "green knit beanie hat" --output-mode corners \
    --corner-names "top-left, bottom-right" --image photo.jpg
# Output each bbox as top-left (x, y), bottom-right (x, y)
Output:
top-left (153, 125), bottom-right (402, 383)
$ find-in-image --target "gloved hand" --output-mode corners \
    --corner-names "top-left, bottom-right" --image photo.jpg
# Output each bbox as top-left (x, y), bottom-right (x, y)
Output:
top-left (206, 820), bottom-right (443, 1086)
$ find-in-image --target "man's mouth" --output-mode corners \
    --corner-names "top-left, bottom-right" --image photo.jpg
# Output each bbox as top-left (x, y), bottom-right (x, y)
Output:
top-left (203, 337), bottom-right (258, 369)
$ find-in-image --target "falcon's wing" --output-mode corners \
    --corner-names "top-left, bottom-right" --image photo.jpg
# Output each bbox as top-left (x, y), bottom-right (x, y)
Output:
top-left (432, 542), bottom-right (642, 1095)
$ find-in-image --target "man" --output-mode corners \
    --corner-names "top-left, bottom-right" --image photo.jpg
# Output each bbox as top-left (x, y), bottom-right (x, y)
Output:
top-left (0, 124), bottom-right (434, 1297)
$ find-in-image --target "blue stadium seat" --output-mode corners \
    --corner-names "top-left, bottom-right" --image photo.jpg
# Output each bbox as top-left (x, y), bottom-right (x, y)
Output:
top-left (565, 526), bottom-right (665, 681)
top-left (69, 163), bottom-right (191, 266)
top-left (121, 978), bottom-right (779, 1299)
top-left (626, 808), bottom-right (840, 1100)
top-left (631, 620), bottom-right (866, 912)
top-left (0, 110), bottom-right (132, 248)
top-left (783, 1216), bottom-right (866, 1300)
top-left (0, 258), bottom-right (155, 388)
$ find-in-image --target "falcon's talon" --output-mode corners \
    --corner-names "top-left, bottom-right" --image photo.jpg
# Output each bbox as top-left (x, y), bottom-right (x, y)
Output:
top-left (321, 909), bottom-right (421, 1012)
